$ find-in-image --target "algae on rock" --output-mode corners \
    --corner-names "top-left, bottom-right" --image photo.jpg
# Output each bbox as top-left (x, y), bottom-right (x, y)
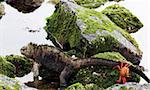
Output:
top-left (65, 83), bottom-right (101, 90)
top-left (102, 4), bottom-right (143, 33)
top-left (5, 55), bottom-right (32, 77)
top-left (0, 56), bottom-right (16, 78)
top-left (44, 0), bottom-right (142, 64)
top-left (0, 74), bottom-right (21, 90)
top-left (74, 0), bottom-right (124, 8)
top-left (0, 74), bottom-right (36, 90)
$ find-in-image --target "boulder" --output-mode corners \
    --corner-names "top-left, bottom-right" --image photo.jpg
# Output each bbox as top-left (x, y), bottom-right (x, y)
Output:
top-left (74, 0), bottom-right (124, 8)
top-left (5, 55), bottom-right (32, 77)
top-left (0, 3), bottom-right (4, 19)
top-left (44, 0), bottom-right (142, 64)
top-left (6, 0), bottom-right (44, 13)
top-left (102, 4), bottom-right (143, 33)
top-left (0, 56), bottom-right (16, 78)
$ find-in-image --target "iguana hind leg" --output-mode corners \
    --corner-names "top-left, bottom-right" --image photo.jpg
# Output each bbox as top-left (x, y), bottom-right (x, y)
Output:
top-left (59, 65), bottom-right (74, 87)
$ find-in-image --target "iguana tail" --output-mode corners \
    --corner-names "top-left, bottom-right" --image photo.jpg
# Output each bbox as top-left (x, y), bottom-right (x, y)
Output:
top-left (74, 58), bottom-right (150, 83)
top-left (129, 66), bottom-right (150, 83)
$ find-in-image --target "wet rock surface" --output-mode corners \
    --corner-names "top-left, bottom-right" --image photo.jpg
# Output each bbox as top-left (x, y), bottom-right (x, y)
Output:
top-left (102, 4), bottom-right (143, 33)
top-left (0, 3), bottom-right (4, 19)
top-left (0, 74), bottom-right (36, 90)
top-left (107, 82), bottom-right (150, 90)
top-left (6, 0), bottom-right (44, 13)
top-left (65, 82), bottom-right (150, 90)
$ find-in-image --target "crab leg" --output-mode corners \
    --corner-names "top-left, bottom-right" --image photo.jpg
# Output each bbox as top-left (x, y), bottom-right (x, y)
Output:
top-left (120, 62), bottom-right (124, 68)
top-left (122, 77), bottom-right (127, 84)
top-left (113, 65), bottom-right (121, 70)
top-left (116, 76), bottom-right (122, 83)
top-left (124, 63), bottom-right (130, 67)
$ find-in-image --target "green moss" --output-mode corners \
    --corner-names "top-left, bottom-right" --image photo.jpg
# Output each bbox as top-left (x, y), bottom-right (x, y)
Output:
top-left (13, 82), bottom-right (21, 90)
top-left (77, 7), bottom-right (140, 50)
top-left (65, 83), bottom-right (101, 90)
top-left (65, 83), bottom-right (85, 90)
top-left (0, 74), bottom-right (21, 90)
top-left (45, 3), bottom-right (81, 49)
top-left (0, 56), bottom-right (16, 78)
top-left (5, 55), bottom-right (32, 77)
top-left (119, 86), bottom-right (127, 90)
top-left (93, 52), bottom-right (126, 61)
top-left (93, 52), bottom-right (135, 66)
top-left (74, 0), bottom-right (108, 8)
top-left (70, 66), bottom-right (119, 88)
top-left (74, 0), bottom-right (124, 8)
top-left (91, 35), bottom-right (119, 53)
top-left (102, 4), bottom-right (143, 33)
top-left (85, 83), bottom-right (101, 90)
top-left (77, 8), bottom-right (117, 34)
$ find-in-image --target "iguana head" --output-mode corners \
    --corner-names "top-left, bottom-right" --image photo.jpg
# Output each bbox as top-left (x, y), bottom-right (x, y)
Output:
top-left (20, 42), bottom-right (38, 59)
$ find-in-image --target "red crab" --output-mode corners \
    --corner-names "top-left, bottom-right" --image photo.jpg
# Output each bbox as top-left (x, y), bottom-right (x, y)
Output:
top-left (113, 62), bottom-right (130, 84)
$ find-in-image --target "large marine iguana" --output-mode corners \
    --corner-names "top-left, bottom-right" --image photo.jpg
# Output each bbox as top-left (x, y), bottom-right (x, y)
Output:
top-left (20, 43), bottom-right (150, 86)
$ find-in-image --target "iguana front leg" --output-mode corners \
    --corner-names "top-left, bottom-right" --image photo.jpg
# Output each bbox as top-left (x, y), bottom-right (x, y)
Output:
top-left (59, 65), bottom-right (74, 87)
top-left (33, 61), bottom-right (40, 87)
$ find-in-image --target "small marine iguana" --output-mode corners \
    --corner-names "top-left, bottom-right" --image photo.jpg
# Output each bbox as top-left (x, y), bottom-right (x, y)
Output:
top-left (20, 43), bottom-right (150, 86)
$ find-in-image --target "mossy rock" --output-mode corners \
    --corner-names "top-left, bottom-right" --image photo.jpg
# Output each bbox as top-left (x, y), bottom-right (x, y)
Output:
top-left (0, 3), bottom-right (4, 19)
top-left (65, 83), bottom-right (85, 90)
top-left (74, 0), bottom-right (124, 8)
top-left (69, 52), bottom-right (140, 88)
top-left (0, 56), bottom-right (16, 78)
top-left (93, 52), bottom-right (126, 61)
top-left (5, 55), bottom-right (32, 77)
top-left (65, 83), bottom-right (101, 90)
top-left (44, 0), bottom-right (142, 64)
top-left (0, 74), bottom-right (21, 90)
top-left (102, 4), bottom-right (143, 33)
top-left (106, 83), bottom-right (150, 90)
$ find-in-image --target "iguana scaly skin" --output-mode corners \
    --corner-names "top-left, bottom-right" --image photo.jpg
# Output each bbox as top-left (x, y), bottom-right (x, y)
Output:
top-left (20, 43), bottom-right (150, 86)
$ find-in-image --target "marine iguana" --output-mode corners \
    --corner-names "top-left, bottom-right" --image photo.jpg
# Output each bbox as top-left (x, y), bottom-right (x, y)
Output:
top-left (20, 43), bottom-right (150, 86)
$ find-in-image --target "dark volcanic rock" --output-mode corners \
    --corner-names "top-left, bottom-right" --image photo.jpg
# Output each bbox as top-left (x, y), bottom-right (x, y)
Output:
top-left (0, 3), bottom-right (5, 19)
top-left (102, 4), bottom-right (143, 33)
top-left (44, 0), bottom-right (142, 64)
top-left (6, 0), bottom-right (44, 13)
